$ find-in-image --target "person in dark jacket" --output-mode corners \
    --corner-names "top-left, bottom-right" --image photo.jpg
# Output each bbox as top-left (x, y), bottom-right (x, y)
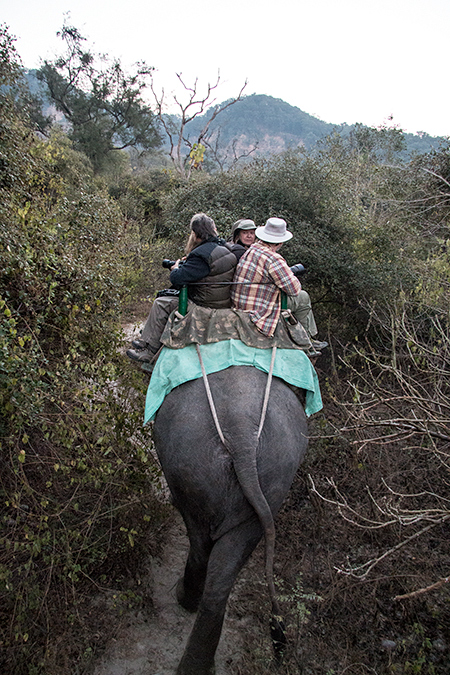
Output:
top-left (127, 213), bottom-right (236, 363)
top-left (227, 219), bottom-right (256, 261)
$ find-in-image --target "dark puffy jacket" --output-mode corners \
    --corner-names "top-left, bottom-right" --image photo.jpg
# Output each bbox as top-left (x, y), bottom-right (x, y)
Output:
top-left (170, 238), bottom-right (237, 309)
top-left (226, 240), bottom-right (247, 262)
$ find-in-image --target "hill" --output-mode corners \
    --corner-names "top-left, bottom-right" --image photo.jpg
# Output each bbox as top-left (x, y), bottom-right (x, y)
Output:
top-left (24, 70), bottom-right (446, 162)
top-left (184, 93), bottom-right (445, 160)
top-left (185, 93), bottom-right (337, 155)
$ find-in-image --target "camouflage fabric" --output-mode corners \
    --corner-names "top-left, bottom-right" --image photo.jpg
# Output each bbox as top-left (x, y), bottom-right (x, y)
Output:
top-left (160, 304), bottom-right (312, 351)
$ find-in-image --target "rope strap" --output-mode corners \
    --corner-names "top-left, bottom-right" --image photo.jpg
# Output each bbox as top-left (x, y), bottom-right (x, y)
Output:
top-left (195, 344), bottom-right (277, 443)
top-left (257, 345), bottom-right (277, 439)
top-left (195, 344), bottom-right (227, 446)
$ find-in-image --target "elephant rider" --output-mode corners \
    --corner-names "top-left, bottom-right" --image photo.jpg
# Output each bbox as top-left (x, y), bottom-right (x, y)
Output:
top-left (230, 217), bottom-right (327, 353)
top-left (127, 213), bottom-right (237, 364)
top-left (226, 218), bottom-right (257, 262)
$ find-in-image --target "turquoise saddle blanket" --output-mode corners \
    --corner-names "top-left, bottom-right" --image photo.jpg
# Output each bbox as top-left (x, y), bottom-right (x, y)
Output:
top-left (144, 338), bottom-right (323, 424)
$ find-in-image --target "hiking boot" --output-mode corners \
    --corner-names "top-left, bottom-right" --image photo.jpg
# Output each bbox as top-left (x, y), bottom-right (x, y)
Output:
top-left (131, 338), bottom-right (147, 350)
top-left (126, 348), bottom-right (154, 363)
top-left (311, 340), bottom-right (328, 351)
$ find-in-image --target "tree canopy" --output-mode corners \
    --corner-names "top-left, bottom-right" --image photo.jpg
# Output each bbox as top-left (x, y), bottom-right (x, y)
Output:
top-left (37, 24), bottom-right (161, 172)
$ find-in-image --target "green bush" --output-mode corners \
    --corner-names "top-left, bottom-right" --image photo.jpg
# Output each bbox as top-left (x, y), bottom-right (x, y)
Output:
top-left (0, 29), bottom-right (169, 674)
top-left (160, 148), bottom-right (420, 336)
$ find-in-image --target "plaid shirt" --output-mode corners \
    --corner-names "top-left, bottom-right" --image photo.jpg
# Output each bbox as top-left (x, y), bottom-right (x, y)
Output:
top-left (231, 241), bottom-right (301, 336)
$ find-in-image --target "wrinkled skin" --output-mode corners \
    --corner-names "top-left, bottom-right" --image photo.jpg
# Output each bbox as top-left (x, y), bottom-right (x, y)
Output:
top-left (153, 365), bottom-right (309, 675)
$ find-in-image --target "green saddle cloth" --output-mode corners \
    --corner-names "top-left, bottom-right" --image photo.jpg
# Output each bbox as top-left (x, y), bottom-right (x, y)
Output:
top-left (144, 338), bottom-right (323, 424)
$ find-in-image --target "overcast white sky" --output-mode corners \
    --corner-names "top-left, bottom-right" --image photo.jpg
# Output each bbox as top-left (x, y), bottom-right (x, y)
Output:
top-left (2, 0), bottom-right (449, 137)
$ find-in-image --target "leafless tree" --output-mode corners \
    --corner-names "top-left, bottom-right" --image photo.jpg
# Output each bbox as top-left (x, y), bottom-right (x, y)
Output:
top-left (151, 72), bottom-right (247, 180)
top-left (202, 127), bottom-right (259, 172)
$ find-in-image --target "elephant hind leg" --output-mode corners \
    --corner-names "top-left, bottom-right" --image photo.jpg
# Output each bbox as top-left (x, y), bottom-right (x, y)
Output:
top-left (177, 525), bottom-right (214, 613)
top-left (177, 518), bottom-right (262, 675)
top-left (176, 575), bottom-right (203, 613)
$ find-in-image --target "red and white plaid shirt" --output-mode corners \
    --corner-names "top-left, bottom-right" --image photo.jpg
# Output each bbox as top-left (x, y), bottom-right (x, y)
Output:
top-left (231, 241), bottom-right (301, 336)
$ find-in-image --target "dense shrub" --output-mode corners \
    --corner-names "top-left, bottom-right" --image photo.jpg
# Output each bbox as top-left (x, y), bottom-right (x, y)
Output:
top-left (0, 28), bottom-right (169, 674)
top-left (160, 147), bottom-right (420, 337)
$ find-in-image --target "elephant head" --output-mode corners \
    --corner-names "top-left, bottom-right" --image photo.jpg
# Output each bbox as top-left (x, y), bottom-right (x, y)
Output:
top-left (153, 364), bottom-right (309, 674)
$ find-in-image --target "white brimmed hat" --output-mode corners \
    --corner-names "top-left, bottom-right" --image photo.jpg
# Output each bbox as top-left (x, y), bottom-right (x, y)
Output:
top-left (255, 217), bottom-right (293, 243)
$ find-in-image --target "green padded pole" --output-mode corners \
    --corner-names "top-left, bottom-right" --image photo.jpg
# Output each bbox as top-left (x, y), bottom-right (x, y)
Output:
top-left (178, 286), bottom-right (188, 316)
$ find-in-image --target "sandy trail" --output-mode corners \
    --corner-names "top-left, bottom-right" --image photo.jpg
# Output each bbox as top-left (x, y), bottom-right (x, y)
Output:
top-left (91, 512), bottom-right (250, 675)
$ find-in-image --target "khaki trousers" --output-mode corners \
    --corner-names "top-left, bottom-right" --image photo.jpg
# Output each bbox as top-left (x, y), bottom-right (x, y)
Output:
top-left (140, 296), bottom-right (183, 354)
top-left (286, 290), bottom-right (318, 337)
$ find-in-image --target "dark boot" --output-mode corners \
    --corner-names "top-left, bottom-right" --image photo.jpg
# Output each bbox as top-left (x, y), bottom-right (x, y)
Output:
top-left (131, 338), bottom-right (147, 349)
top-left (126, 348), bottom-right (155, 363)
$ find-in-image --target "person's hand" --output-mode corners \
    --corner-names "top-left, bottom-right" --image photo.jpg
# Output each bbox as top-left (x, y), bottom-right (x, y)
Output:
top-left (171, 259), bottom-right (181, 270)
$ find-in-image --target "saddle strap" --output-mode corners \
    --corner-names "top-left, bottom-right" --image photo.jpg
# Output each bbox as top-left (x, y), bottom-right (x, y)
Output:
top-left (195, 344), bottom-right (277, 443)
top-left (257, 345), bottom-right (277, 439)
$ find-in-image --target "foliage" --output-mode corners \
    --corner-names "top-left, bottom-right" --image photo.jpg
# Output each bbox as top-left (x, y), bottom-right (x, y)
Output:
top-left (0, 28), bottom-right (169, 674)
top-left (160, 143), bottom-right (421, 336)
top-left (0, 24), bottom-right (21, 85)
top-left (37, 23), bottom-right (161, 173)
top-left (287, 156), bottom-right (450, 671)
top-left (292, 293), bottom-right (450, 673)
top-left (106, 168), bottom-right (185, 306)
top-left (393, 140), bottom-right (450, 242)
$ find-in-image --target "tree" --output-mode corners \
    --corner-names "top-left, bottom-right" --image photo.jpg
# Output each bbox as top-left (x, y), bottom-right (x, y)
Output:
top-left (201, 126), bottom-right (259, 173)
top-left (0, 24), bottom-right (35, 211)
top-left (37, 24), bottom-right (161, 172)
top-left (151, 72), bottom-right (247, 180)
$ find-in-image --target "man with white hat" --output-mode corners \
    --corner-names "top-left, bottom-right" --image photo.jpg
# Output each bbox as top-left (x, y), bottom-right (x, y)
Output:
top-left (231, 217), bottom-right (325, 351)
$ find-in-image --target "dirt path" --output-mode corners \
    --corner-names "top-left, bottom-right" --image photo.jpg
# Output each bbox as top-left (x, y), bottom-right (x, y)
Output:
top-left (91, 512), bottom-right (253, 675)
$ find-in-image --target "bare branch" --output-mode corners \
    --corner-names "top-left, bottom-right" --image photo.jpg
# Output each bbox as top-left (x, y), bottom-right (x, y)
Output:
top-left (421, 167), bottom-right (450, 189)
top-left (202, 124), bottom-right (259, 172)
top-left (150, 71), bottom-right (247, 179)
top-left (335, 518), bottom-right (449, 579)
top-left (394, 575), bottom-right (450, 601)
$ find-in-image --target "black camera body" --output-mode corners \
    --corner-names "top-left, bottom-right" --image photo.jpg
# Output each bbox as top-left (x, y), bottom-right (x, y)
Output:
top-left (162, 259), bottom-right (177, 269)
top-left (290, 263), bottom-right (306, 278)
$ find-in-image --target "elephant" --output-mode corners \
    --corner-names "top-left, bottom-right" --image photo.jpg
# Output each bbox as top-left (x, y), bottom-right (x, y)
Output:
top-left (153, 364), bottom-right (309, 675)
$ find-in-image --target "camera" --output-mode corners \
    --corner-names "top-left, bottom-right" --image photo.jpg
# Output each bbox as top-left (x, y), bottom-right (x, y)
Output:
top-left (162, 259), bottom-right (177, 269)
top-left (290, 263), bottom-right (306, 278)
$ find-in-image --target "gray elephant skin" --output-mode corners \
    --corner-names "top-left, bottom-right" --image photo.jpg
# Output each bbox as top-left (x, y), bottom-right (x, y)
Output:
top-left (153, 364), bottom-right (309, 675)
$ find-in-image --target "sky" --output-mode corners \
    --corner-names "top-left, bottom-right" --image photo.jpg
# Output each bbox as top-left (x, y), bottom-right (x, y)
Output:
top-left (2, 0), bottom-right (450, 137)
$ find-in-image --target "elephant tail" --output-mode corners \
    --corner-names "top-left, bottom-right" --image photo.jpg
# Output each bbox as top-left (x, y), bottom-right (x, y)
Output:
top-left (226, 449), bottom-right (287, 659)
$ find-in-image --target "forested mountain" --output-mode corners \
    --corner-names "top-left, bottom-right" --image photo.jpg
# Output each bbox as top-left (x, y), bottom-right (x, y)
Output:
top-left (183, 93), bottom-right (445, 159)
top-left (185, 93), bottom-right (337, 155)
top-left (25, 68), bottom-right (445, 162)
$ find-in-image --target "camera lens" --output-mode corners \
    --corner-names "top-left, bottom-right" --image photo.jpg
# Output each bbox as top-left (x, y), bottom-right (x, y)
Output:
top-left (162, 259), bottom-right (176, 269)
top-left (290, 263), bottom-right (306, 277)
